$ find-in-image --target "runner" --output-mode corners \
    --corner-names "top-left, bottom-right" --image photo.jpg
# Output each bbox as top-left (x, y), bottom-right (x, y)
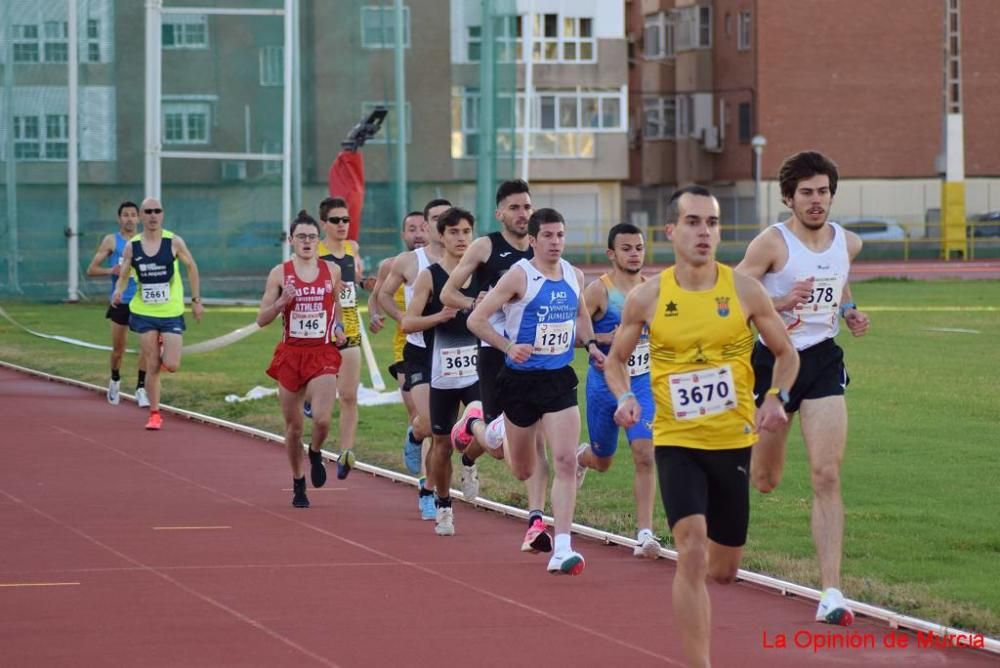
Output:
top-left (256, 211), bottom-right (346, 508)
top-left (467, 207), bottom-right (604, 575)
top-left (736, 150), bottom-right (871, 625)
top-left (86, 200), bottom-right (148, 407)
top-left (576, 222), bottom-right (661, 558)
top-left (401, 207), bottom-right (482, 536)
top-left (111, 197), bottom-right (203, 430)
top-left (442, 179), bottom-right (553, 553)
top-left (607, 185), bottom-right (798, 666)
top-left (377, 199), bottom-right (450, 520)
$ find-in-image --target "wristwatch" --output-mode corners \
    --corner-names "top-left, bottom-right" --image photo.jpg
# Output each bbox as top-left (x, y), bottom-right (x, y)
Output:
top-left (766, 387), bottom-right (790, 405)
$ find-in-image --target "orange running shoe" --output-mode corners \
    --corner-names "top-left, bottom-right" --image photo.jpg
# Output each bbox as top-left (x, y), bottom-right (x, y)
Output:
top-left (145, 412), bottom-right (163, 430)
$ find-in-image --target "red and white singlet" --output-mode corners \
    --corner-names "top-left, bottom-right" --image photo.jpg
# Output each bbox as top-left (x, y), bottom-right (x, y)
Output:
top-left (280, 260), bottom-right (338, 346)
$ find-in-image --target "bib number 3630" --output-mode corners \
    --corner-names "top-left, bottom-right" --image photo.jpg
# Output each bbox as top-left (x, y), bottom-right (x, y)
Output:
top-left (668, 365), bottom-right (736, 420)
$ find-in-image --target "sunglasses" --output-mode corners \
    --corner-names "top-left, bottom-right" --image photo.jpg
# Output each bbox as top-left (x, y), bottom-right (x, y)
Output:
top-left (293, 233), bottom-right (319, 242)
top-left (144, 208), bottom-right (163, 214)
top-left (326, 216), bottom-right (350, 224)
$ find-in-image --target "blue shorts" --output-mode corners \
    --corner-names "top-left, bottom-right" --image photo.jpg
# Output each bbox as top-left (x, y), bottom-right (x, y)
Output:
top-left (129, 313), bottom-right (186, 335)
top-left (585, 367), bottom-right (654, 458)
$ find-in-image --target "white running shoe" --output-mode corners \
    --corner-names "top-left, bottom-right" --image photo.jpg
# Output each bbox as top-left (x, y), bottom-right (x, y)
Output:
top-left (107, 379), bottom-right (121, 405)
top-left (434, 507), bottom-right (455, 536)
top-left (815, 588), bottom-right (855, 626)
top-left (460, 462), bottom-right (480, 500)
top-left (633, 533), bottom-right (662, 559)
top-left (546, 550), bottom-right (585, 575)
top-left (575, 443), bottom-right (589, 489)
top-left (134, 387), bottom-right (150, 408)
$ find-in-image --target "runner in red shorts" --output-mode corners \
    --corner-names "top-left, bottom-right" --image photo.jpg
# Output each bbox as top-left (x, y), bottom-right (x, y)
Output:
top-left (257, 211), bottom-right (347, 508)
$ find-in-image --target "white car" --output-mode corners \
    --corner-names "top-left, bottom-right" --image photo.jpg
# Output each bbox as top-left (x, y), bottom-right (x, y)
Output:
top-left (839, 218), bottom-right (906, 241)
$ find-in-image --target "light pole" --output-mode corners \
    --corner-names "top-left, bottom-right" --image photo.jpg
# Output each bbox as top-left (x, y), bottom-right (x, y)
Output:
top-left (751, 134), bottom-right (767, 229)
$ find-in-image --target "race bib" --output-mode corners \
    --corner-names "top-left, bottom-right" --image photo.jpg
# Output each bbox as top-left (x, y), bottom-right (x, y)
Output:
top-left (668, 365), bottom-right (737, 421)
top-left (441, 345), bottom-right (478, 378)
top-left (533, 320), bottom-right (573, 355)
top-left (289, 310), bottom-right (328, 339)
top-left (141, 283), bottom-right (170, 305)
top-left (795, 275), bottom-right (841, 315)
top-left (339, 281), bottom-right (357, 308)
top-left (627, 341), bottom-right (650, 377)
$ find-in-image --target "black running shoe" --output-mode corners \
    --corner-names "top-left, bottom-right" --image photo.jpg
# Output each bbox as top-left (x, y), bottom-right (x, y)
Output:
top-left (292, 476), bottom-right (310, 508)
top-left (309, 449), bottom-right (327, 488)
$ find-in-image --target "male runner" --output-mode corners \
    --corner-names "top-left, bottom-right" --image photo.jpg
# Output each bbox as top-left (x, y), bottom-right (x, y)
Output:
top-left (256, 211), bottom-right (346, 508)
top-left (86, 200), bottom-right (148, 406)
top-left (608, 186), bottom-right (798, 667)
top-left (577, 222), bottom-right (661, 558)
top-left (468, 207), bottom-right (603, 575)
top-left (736, 151), bottom-right (871, 625)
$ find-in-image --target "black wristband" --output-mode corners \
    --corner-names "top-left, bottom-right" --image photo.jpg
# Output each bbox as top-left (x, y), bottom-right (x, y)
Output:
top-left (584, 339), bottom-right (597, 351)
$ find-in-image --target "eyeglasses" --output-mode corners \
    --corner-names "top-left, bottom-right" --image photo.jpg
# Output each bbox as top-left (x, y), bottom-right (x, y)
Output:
top-left (144, 208), bottom-right (163, 214)
top-left (293, 233), bottom-right (319, 242)
top-left (326, 216), bottom-right (350, 224)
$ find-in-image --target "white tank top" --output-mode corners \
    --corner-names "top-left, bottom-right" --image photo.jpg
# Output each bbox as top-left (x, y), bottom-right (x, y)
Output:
top-left (405, 247), bottom-right (430, 347)
top-left (760, 222), bottom-right (850, 350)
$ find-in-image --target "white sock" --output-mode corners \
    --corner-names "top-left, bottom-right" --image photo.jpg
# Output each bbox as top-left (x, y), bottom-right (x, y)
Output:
top-left (554, 533), bottom-right (571, 554)
top-left (637, 528), bottom-right (653, 541)
top-left (484, 415), bottom-right (506, 451)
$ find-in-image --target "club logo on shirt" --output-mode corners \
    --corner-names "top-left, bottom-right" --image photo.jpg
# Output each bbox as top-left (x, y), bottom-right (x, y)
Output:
top-left (499, 251), bottom-right (512, 257)
top-left (716, 296), bottom-right (730, 317)
top-left (664, 301), bottom-right (679, 317)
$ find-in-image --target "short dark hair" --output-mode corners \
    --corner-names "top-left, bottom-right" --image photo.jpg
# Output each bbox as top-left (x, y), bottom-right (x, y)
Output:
top-left (117, 201), bottom-right (139, 217)
top-left (778, 151), bottom-right (839, 200)
top-left (290, 209), bottom-right (321, 236)
top-left (495, 179), bottom-right (530, 207)
top-left (402, 210), bottom-right (424, 228)
top-left (528, 207), bottom-right (564, 237)
top-left (423, 198), bottom-right (452, 221)
top-left (607, 222), bottom-right (643, 250)
top-left (666, 185), bottom-right (714, 224)
top-left (436, 207), bottom-right (475, 236)
top-left (319, 197), bottom-right (348, 221)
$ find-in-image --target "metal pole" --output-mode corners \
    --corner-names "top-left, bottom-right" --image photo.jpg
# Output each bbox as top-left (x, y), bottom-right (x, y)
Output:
top-left (751, 134), bottom-right (766, 228)
top-left (476, 0), bottom-right (496, 230)
top-left (291, 0), bottom-right (302, 213)
top-left (144, 0), bottom-right (162, 199)
top-left (3, 1), bottom-right (20, 293)
top-left (67, 0), bottom-right (79, 301)
top-left (393, 0), bottom-right (408, 238)
top-left (519, 4), bottom-right (533, 183)
top-left (281, 0), bottom-right (293, 260)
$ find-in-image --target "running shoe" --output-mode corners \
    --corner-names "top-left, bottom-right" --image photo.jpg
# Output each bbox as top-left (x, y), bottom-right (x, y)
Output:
top-left (419, 492), bottom-right (436, 520)
top-left (303, 401), bottom-right (313, 419)
top-left (336, 449), bottom-right (355, 480)
top-left (434, 506), bottom-right (455, 536)
top-left (633, 533), bottom-right (662, 559)
top-left (107, 379), bottom-right (121, 405)
top-left (575, 443), bottom-right (589, 489)
top-left (292, 477), bottom-right (310, 508)
top-left (460, 462), bottom-right (480, 500)
top-left (520, 518), bottom-right (553, 553)
top-left (403, 426), bottom-right (421, 475)
top-left (308, 448), bottom-right (327, 488)
top-left (450, 401), bottom-right (483, 452)
top-left (135, 387), bottom-right (150, 408)
top-left (816, 588), bottom-right (855, 626)
top-left (145, 412), bottom-right (163, 431)
top-left (546, 550), bottom-right (586, 575)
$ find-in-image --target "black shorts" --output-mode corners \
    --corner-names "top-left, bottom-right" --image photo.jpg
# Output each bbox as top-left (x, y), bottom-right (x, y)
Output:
top-left (496, 365), bottom-right (578, 428)
top-left (387, 360), bottom-right (406, 382)
top-left (105, 302), bottom-right (131, 326)
top-left (430, 382), bottom-right (481, 435)
top-left (402, 342), bottom-right (430, 391)
top-left (752, 337), bottom-right (849, 413)
top-left (477, 345), bottom-right (506, 422)
top-left (656, 446), bottom-right (752, 548)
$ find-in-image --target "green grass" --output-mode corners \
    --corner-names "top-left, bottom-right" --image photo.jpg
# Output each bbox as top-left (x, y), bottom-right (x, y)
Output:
top-left (2, 280), bottom-right (999, 635)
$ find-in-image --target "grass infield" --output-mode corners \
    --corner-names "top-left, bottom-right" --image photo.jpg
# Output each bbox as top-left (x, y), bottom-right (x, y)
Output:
top-left (1, 278), bottom-right (998, 635)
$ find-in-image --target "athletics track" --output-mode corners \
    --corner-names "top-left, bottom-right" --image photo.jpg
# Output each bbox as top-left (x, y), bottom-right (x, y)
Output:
top-left (1, 365), bottom-right (996, 667)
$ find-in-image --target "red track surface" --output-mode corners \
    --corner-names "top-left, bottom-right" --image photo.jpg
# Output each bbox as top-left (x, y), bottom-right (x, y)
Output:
top-left (0, 367), bottom-right (994, 667)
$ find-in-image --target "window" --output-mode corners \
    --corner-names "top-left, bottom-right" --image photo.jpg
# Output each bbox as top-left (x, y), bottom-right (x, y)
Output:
top-left (361, 6), bottom-right (410, 49)
top-left (261, 140), bottom-right (282, 175)
top-left (530, 14), bottom-right (595, 63)
top-left (467, 15), bottom-right (520, 62)
top-left (14, 116), bottom-right (41, 159)
top-left (163, 14), bottom-right (208, 49)
top-left (737, 12), bottom-right (752, 51)
top-left (45, 114), bottom-right (69, 159)
top-left (87, 19), bottom-right (101, 62)
top-left (642, 97), bottom-right (676, 140)
top-left (643, 12), bottom-right (674, 60)
top-left (162, 101), bottom-right (211, 144)
top-left (13, 25), bottom-right (40, 63)
top-left (361, 101), bottom-right (411, 143)
top-left (677, 94), bottom-right (693, 137)
top-left (738, 102), bottom-right (752, 142)
top-left (10, 114), bottom-right (70, 160)
top-left (674, 5), bottom-right (711, 51)
top-left (259, 46), bottom-right (283, 86)
top-left (43, 22), bottom-right (69, 63)
top-left (221, 161), bottom-right (247, 181)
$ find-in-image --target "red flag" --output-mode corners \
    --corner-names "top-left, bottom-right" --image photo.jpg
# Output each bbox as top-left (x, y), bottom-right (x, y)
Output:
top-left (327, 150), bottom-right (364, 242)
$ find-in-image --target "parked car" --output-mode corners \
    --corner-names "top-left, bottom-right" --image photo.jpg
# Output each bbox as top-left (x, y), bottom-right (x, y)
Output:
top-left (970, 211), bottom-right (1000, 238)
top-left (839, 217), bottom-right (907, 241)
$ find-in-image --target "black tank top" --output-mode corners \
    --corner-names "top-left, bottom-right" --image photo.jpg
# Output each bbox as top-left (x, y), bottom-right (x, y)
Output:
top-left (423, 263), bottom-right (480, 348)
top-left (474, 231), bottom-right (532, 290)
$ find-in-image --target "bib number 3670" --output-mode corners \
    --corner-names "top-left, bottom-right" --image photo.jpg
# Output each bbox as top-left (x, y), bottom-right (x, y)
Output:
top-left (668, 365), bottom-right (736, 420)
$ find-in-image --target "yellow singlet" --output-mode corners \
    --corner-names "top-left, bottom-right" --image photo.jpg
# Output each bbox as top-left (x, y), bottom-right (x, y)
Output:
top-left (392, 284), bottom-right (406, 363)
top-left (649, 263), bottom-right (756, 450)
top-left (318, 239), bottom-right (360, 342)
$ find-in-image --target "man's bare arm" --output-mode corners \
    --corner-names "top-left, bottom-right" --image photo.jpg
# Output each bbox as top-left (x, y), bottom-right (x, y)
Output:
top-left (86, 234), bottom-right (116, 277)
top-left (377, 250), bottom-right (414, 321)
top-left (441, 236), bottom-right (491, 310)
